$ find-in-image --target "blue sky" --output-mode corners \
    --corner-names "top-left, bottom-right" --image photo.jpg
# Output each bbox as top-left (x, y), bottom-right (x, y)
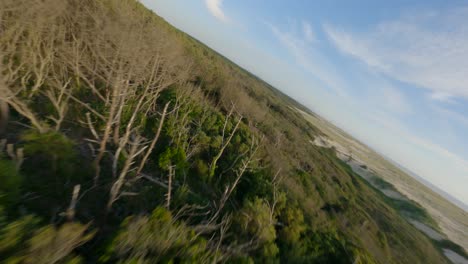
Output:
top-left (143, 0), bottom-right (468, 206)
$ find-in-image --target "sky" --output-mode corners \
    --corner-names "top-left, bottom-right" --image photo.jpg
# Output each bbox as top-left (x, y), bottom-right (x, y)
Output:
top-left (142, 0), bottom-right (468, 207)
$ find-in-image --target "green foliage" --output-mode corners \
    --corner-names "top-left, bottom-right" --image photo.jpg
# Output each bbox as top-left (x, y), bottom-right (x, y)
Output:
top-left (158, 87), bottom-right (178, 105)
top-left (18, 130), bottom-right (86, 215)
top-left (236, 169), bottom-right (274, 202)
top-left (0, 0), bottom-right (455, 263)
top-left (0, 157), bottom-right (21, 206)
top-left (286, 230), bottom-right (367, 264)
top-left (172, 184), bottom-right (191, 208)
top-left (21, 130), bottom-right (75, 162)
top-left (158, 147), bottom-right (188, 173)
top-left (390, 200), bottom-right (431, 223)
top-left (372, 177), bottom-right (395, 190)
top-left (25, 222), bottom-right (95, 264)
top-left (0, 208), bottom-right (93, 264)
top-left (278, 207), bottom-right (306, 245)
top-left (104, 207), bottom-right (217, 263)
top-left (0, 213), bottom-right (39, 259)
top-left (194, 159), bottom-right (209, 179)
top-left (377, 231), bottom-right (389, 249)
top-left (235, 198), bottom-right (279, 260)
top-left (20, 130), bottom-right (80, 184)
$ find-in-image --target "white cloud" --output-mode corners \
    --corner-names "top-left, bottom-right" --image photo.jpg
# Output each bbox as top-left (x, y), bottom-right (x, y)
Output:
top-left (302, 20), bottom-right (316, 43)
top-left (268, 21), bottom-right (413, 115)
top-left (381, 85), bottom-right (412, 114)
top-left (324, 7), bottom-right (468, 101)
top-left (267, 21), bottom-right (349, 98)
top-left (434, 106), bottom-right (468, 128)
top-left (205, 0), bottom-right (228, 22)
top-left (430, 92), bottom-right (455, 103)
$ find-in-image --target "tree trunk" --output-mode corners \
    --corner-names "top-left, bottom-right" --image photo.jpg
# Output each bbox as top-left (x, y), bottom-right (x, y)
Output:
top-left (0, 100), bottom-right (9, 135)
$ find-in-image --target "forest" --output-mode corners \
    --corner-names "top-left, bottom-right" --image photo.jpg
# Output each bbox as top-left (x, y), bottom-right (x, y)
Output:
top-left (0, 0), bottom-right (452, 263)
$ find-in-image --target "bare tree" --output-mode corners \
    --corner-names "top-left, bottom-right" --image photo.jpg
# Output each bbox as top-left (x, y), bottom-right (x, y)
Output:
top-left (0, 0), bottom-right (68, 133)
top-left (65, 185), bottom-right (81, 221)
top-left (136, 102), bottom-right (171, 175)
top-left (209, 134), bottom-right (262, 224)
top-left (166, 166), bottom-right (174, 209)
top-left (209, 105), bottom-right (243, 179)
top-left (107, 135), bottom-right (146, 211)
top-left (265, 169), bottom-right (283, 224)
top-left (1, 0), bottom-right (188, 214)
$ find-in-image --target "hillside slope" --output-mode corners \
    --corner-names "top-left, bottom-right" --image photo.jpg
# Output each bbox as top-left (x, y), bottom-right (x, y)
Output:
top-left (0, 0), bottom-right (452, 263)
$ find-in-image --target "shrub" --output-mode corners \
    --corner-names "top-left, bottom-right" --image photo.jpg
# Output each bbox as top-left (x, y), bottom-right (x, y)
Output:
top-left (0, 208), bottom-right (93, 264)
top-left (0, 157), bottom-right (22, 207)
top-left (104, 207), bottom-right (217, 263)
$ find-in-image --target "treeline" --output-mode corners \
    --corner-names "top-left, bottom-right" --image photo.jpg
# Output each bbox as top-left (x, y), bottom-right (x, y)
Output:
top-left (0, 0), bottom-right (449, 263)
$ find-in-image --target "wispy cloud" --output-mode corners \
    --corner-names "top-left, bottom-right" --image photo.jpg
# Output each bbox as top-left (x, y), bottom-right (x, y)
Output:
top-left (205, 0), bottom-right (228, 22)
top-left (434, 106), bottom-right (468, 128)
top-left (430, 92), bottom-right (455, 103)
top-left (266, 21), bottom-right (349, 98)
top-left (381, 85), bottom-right (413, 114)
top-left (324, 7), bottom-right (468, 101)
top-left (302, 20), bottom-right (316, 43)
top-left (268, 20), bottom-right (414, 116)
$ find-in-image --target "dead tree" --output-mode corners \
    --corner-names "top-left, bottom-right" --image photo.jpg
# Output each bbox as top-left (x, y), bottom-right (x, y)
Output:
top-left (209, 106), bottom-right (243, 179)
top-left (107, 135), bottom-right (145, 211)
top-left (63, 0), bottom-right (185, 189)
top-left (166, 166), bottom-right (174, 209)
top-left (0, 0), bottom-right (67, 133)
top-left (209, 134), bottom-right (262, 224)
top-left (65, 185), bottom-right (81, 221)
top-left (0, 55), bottom-right (46, 132)
top-left (265, 169), bottom-right (283, 224)
top-left (136, 102), bottom-right (170, 175)
top-left (0, 0), bottom-right (187, 213)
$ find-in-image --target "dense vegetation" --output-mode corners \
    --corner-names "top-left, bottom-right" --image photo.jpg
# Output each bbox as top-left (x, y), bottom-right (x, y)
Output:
top-left (0, 0), bottom-right (452, 263)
